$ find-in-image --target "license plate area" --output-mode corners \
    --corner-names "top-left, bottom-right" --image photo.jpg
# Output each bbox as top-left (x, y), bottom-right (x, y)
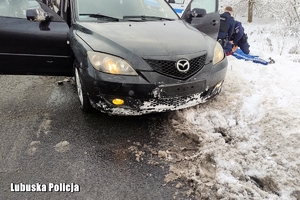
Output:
top-left (158, 80), bottom-right (206, 98)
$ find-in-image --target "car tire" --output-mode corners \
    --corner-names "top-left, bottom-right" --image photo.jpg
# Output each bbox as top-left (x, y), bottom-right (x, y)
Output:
top-left (74, 67), bottom-right (92, 112)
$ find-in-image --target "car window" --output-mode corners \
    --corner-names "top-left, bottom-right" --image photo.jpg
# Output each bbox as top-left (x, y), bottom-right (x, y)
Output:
top-left (191, 0), bottom-right (216, 13)
top-left (76, 0), bottom-right (178, 21)
top-left (0, 0), bottom-right (41, 18)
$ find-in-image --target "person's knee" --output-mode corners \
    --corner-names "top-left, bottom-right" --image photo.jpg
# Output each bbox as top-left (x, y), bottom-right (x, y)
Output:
top-left (242, 48), bottom-right (250, 54)
top-left (240, 43), bottom-right (250, 54)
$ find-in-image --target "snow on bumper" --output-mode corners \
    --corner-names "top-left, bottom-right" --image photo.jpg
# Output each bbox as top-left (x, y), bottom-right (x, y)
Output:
top-left (91, 81), bottom-right (224, 116)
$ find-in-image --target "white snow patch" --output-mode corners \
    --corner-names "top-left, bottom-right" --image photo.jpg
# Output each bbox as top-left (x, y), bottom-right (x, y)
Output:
top-left (54, 141), bottom-right (70, 153)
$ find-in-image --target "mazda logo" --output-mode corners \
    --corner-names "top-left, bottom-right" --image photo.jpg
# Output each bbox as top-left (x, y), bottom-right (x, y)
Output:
top-left (176, 59), bottom-right (190, 73)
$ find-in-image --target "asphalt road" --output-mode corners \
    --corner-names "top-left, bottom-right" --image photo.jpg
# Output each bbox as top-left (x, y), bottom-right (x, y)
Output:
top-left (0, 75), bottom-right (178, 200)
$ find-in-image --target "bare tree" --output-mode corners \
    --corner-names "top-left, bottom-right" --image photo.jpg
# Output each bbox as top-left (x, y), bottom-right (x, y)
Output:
top-left (247, 0), bottom-right (254, 22)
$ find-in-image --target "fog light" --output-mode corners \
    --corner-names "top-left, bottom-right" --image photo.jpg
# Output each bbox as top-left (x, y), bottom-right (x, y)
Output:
top-left (212, 81), bottom-right (224, 94)
top-left (215, 81), bottom-right (223, 89)
top-left (112, 98), bottom-right (124, 105)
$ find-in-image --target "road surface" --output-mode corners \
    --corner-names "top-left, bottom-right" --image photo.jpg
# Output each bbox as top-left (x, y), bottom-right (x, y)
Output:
top-left (0, 75), bottom-right (181, 200)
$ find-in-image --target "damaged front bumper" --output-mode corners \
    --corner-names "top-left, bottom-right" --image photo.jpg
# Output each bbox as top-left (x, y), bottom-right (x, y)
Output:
top-left (82, 59), bottom-right (227, 116)
top-left (92, 83), bottom-right (223, 116)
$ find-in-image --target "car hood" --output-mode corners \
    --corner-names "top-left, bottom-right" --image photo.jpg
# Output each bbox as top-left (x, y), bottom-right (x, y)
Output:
top-left (76, 20), bottom-right (208, 58)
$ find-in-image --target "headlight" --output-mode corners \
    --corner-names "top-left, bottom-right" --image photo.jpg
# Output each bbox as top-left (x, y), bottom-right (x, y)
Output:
top-left (87, 51), bottom-right (138, 75)
top-left (213, 42), bottom-right (225, 65)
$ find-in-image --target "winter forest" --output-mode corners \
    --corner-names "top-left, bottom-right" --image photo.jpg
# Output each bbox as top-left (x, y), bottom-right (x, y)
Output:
top-left (220, 0), bottom-right (300, 26)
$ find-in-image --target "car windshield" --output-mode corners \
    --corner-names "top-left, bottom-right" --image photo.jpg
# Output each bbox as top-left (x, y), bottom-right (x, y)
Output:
top-left (75, 0), bottom-right (179, 22)
top-left (0, 0), bottom-right (41, 18)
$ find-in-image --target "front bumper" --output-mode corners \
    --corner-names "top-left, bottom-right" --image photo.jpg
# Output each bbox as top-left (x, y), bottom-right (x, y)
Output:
top-left (81, 58), bottom-right (228, 116)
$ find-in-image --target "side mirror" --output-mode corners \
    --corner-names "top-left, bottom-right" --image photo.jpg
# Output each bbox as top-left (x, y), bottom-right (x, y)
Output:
top-left (188, 8), bottom-right (206, 18)
top-left (26, 8), bottom-right (51, 22)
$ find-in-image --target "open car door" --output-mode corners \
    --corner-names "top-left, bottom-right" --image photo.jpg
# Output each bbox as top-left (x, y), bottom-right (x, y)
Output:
top-left (170, 0), bottom-right (220, 40)
top-left (0, 0), bottom-right (72, 76)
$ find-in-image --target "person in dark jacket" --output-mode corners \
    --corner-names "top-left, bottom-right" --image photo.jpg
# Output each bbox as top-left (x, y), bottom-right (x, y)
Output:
top-left (217, 6), bottom-right (235, 55)
top-left (231, 20), bottom-right (250, 54)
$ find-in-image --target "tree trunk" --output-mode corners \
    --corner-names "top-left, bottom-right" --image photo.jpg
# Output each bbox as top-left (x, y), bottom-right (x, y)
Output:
top-left (248, 0), bottom-right (254, 23)
top-left (292, 0), bottom-right (300, 22)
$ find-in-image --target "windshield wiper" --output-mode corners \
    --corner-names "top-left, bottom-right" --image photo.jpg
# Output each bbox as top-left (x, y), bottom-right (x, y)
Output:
top-left (123, 15), bottom-right (174, 21)
top-left (79, 13), bottom-right (120, 22)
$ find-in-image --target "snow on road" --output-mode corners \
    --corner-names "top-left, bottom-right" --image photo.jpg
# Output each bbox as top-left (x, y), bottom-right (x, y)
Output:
top-left (163, 55), bottom-right (300, 199)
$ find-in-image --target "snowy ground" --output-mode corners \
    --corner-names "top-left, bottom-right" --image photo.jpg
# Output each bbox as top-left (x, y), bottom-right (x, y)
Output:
top-left (130, 18), bottom-right (300, 199)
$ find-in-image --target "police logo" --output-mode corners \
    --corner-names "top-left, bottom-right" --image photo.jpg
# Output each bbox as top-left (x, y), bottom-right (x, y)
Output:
top-left (176, 59), bottom-right (190, 73)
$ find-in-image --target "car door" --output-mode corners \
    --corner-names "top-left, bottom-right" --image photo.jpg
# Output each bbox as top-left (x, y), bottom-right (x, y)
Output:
top-left (0, 0), bottom-right (72, 76)
top-left (180, 0), bottom-right (220, 40)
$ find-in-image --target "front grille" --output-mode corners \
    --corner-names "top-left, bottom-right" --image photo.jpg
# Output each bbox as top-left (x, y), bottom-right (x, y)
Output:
top-left (144, 54), bottom-right (207, 80)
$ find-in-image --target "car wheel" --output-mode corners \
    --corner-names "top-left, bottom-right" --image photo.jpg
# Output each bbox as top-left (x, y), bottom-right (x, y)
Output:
top-left (74, 67), bottom-right (92, 112)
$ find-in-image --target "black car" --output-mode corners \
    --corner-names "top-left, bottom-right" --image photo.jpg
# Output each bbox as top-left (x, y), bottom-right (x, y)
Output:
top-left (0, 0), bottom-right (227, 116)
